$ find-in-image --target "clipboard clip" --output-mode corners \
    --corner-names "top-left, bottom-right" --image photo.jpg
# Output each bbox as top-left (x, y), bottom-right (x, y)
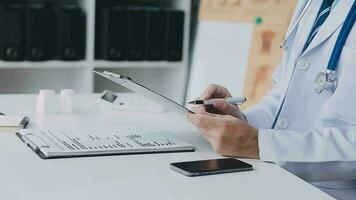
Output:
top-left (22, 133), bottom-right (50, 150)
top-left (94, 71), bottom-right (132, 81)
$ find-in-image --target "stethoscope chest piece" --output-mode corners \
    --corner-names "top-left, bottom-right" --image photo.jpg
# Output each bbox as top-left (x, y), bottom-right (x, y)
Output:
top-left (313, 0), bottom-right (356, 94)
top-left (314, 70), bottom-right (338, 94)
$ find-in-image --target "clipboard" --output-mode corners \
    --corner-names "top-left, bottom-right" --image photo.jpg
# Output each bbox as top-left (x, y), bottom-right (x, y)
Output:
top-left (94, 71), bottom-right (194, 115)
top-left (16, 127), bottom-right (195, 159)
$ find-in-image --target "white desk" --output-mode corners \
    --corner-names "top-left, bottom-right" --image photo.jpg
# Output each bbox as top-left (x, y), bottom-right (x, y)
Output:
top-left (0, 94), bottom-right (333, 200)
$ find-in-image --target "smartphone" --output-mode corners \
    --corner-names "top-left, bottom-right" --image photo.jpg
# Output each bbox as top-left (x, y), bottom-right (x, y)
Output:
top-left (170, 158), bottom-right (253, 177)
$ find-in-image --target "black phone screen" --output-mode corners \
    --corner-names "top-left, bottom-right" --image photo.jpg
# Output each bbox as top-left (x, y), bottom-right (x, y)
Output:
top-left (170, 158), bottom-right (253, 176)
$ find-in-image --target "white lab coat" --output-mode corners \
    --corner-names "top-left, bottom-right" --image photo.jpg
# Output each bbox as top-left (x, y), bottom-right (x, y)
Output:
top-left (243, 0), bottom-right (356, 199)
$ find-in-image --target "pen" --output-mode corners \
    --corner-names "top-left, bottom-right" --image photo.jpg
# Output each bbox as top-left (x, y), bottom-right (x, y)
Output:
top-left (188, 97), bottom-right (247, 106)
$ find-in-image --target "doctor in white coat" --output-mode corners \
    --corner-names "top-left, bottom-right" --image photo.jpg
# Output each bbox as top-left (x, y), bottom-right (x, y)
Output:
top-left (187, 0), bottom-right (356, 199)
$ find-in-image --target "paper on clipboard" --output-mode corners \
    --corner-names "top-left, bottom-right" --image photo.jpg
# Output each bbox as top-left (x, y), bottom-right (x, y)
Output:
top-left (94, 71), bottom-right (193, 115)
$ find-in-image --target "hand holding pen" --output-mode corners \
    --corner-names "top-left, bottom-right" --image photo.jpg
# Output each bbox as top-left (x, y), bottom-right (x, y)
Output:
top-left (188, 97), bottom-right (246, 106)
top-left (188, 84), bottom-right (247, 123)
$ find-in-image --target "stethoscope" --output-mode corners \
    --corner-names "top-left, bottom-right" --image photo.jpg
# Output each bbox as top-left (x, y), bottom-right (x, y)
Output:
top-left (280, 0), bottom-right (356, 94)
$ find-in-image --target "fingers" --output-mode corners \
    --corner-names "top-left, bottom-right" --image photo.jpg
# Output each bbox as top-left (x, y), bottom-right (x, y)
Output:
top-left (200, 84), bottom-right (231, 100)
top-left (190, 107), bottom-right (219, 118)
top-left (191, 103), bottom-right (223, 116)
top-left (191, 105), bottom-right (223, 117)
top-left (191, 105), bottom-right (206, 114)
top-left (212, 100), bottom-right (240, 117)
top-left (187, 113), bottom-right (218, 129)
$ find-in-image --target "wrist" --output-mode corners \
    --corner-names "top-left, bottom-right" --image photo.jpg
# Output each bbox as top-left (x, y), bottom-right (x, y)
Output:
top-left (248, 127), bottom-right (260, 159)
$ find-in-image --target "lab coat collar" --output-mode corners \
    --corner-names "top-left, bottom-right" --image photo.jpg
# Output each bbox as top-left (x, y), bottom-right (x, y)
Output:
top-left (301, 0), bottom-right (354, 57)
top-left (282, 0), bottom-right (321, 87)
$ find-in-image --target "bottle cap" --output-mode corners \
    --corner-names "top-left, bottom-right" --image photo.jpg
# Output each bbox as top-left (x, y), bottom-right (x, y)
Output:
top-left (37, 89), bottom-right (57, 115)
top-left (60, 89), bottom-right (75, 97)
top-left (39, 89), bottom-right (55, 98)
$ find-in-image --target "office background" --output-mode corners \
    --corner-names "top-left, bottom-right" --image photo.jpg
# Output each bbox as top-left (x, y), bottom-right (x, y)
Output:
top-left (0, 0), bottom-right (287, 106)
top-left (0, 0), bottom-right (203, 104)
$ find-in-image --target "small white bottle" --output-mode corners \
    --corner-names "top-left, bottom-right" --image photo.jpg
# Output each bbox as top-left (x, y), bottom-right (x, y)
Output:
top-left (60, 89), bottom-right (75, 114)
top-left (36, 89), bottom-right (58, 115)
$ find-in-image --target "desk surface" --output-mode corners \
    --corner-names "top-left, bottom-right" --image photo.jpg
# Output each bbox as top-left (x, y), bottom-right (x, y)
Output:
top-left (0, 94), bottom-right (333, 200)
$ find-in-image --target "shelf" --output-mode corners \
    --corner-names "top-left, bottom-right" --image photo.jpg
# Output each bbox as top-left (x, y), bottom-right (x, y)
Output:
top-left (0, 60), bottom-right (185, 69)
top-left (94, 60), bottom-right (185, 69)
top-left (0, 61), bottom-right (91, 69)
top-left (0, 0), bottom-right (191, 103)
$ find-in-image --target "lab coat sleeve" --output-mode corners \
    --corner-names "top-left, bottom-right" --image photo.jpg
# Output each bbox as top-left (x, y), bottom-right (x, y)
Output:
top-left (258, 127), bottom-right (356, 182)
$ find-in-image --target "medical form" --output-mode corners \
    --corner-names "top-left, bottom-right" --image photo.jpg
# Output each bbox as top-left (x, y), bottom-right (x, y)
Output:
top-left (17, 127), bottom-right (194, 159)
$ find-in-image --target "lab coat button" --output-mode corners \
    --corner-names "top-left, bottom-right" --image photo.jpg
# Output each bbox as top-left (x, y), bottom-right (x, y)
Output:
top-left (298, 60), bottom-right (309, 70)
top-left (278, 118), bottom-right (289, 129)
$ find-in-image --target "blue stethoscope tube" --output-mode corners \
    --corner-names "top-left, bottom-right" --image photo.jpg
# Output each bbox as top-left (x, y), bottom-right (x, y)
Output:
top-left (327, 1), bottom-right (356, 72)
